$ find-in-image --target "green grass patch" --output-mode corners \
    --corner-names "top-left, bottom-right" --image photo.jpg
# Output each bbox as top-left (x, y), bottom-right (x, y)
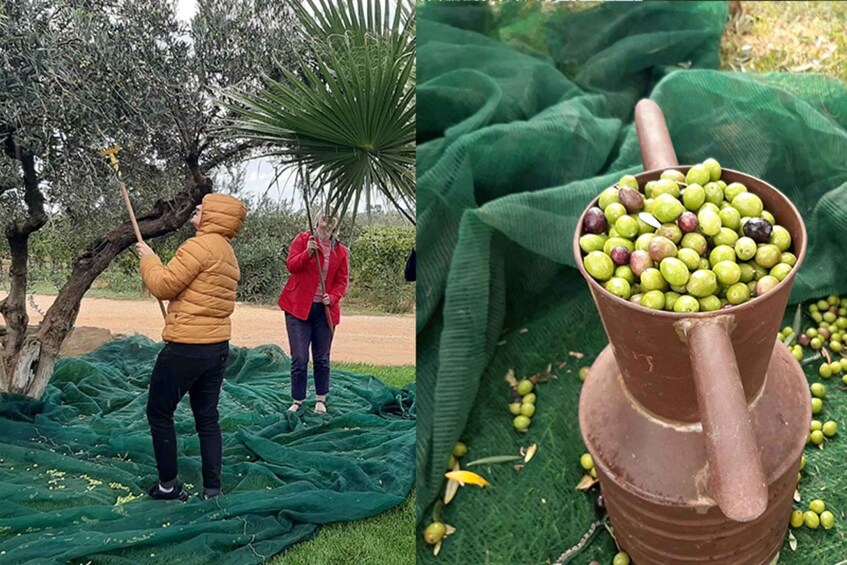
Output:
top-left (333, 362), bottom-right (416, 389)
top-left (267, 363), bottom-right (415, 565)
top-left (270, 491), bottom-right (415, 565)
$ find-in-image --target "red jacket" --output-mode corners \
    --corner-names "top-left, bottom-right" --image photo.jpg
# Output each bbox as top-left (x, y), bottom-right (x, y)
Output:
top-left (278, 231), bottom-right (349, 325)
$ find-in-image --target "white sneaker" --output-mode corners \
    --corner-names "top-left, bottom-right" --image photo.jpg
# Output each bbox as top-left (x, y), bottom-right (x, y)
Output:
top-left (314, 400), bottom-right (327, 414)
top-left (288, 401), bottom-right (302, 413)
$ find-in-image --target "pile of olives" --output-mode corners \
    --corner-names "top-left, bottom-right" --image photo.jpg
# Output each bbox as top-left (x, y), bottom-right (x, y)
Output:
top-left (579, 159), bottom-right (795, 312)
top-left (790, 499), bottom-right (835, 531)
top-left (510, 379), bottom-right (537, 431)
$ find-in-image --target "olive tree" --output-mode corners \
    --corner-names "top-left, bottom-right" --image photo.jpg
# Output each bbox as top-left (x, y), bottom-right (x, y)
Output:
top-left (0, 0), bottom-right (303, 398)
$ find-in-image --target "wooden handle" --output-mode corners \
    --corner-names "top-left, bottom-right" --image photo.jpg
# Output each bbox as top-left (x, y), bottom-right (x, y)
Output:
top-left (634, 99), bottom-right (679, 171)
top-left (120, 181), bottom-right (167, 320)
top-left (681, 316), bottom-right (768, 522)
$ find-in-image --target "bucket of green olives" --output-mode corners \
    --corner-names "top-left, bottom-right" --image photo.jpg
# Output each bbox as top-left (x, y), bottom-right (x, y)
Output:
top-left (577, 157), bottom-right (798, 312)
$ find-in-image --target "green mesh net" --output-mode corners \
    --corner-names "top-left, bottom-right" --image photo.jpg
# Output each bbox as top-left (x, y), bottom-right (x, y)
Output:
top-left (0, 336), bottom-right (415, 564)
top-left (416, 1), bottom-right (847, 562)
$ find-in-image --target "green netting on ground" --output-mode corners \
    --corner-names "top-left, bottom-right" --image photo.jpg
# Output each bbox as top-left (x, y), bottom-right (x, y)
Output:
top-left (0, 336), bottom-right (415, 564)
top-left (416, 1), bottom-right (847, 563)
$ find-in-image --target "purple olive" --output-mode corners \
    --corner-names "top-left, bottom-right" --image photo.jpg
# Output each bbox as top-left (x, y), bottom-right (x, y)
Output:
top-left (610, 246), bottom-right (631, 266)
top-left (743, 218), bottom-right (772, 244)
top-left (647, 236), bottom-right (678, 263)
top-left (583, 207), bottom-right (607, 234)
top-left (678, 211), bottom-right (698, 233)
top-left (629, 250), bottom-right (652, 277)
top-left (799, 334), bottom-right (810, 346)
top-left (618, 187), bottom-right (644, 213)
top-left (820, 328), bottom-right (832, 340)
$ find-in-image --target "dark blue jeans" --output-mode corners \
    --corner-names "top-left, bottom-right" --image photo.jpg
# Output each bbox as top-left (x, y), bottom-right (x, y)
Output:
top-left (285, 303), bottom-right (333, 401)
top-left (146, 341), bottom-right (229, 492)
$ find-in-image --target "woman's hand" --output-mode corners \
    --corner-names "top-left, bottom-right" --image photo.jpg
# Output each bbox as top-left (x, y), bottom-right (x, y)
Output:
top-left (322, 293), bottom-right (331, 305)
top-left (307, 238), bottom-right (318, 256)
top-left (136, 242), bottom-right (155, 258)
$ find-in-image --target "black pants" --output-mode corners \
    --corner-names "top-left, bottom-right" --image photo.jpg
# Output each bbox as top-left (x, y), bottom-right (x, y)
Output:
top-left (146, 341), bottom-right (229, 492)
top-left (285, 303), bottom-right (333, 401)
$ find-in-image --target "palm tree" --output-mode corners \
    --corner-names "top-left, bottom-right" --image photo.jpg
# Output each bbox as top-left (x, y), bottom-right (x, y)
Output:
top-left (223, 0), bottom-right (415, 227)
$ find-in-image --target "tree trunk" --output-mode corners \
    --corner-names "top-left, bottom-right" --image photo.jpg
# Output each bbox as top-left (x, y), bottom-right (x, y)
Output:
top-left (1, 168), bottom-right (213, 398)
top-left (0, 235), bottom-right (32, 374)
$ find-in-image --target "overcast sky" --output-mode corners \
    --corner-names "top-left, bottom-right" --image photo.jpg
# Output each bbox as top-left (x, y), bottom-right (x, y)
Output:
top-left (175, 0), bottom-right (300, 206)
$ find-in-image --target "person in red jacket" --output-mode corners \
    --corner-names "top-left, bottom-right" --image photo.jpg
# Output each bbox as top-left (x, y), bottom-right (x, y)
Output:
top-left (278, 213), bottom-right (349, 413)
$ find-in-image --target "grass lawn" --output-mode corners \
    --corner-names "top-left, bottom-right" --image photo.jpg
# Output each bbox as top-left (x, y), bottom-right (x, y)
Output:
top-left (266, 363), bottom-right (415, 565)
top-left (721, 1), bottom-right (847, 81)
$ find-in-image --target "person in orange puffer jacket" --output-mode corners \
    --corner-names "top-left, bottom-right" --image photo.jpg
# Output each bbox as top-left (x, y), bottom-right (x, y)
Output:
top-left (136, 193), bottom-right (247, 502)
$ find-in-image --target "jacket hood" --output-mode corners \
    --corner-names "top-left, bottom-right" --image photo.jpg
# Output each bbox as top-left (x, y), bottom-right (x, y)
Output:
top-left (198, 194), bottom-right (247, 238)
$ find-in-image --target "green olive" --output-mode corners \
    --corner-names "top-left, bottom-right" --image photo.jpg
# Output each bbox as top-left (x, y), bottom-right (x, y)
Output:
top-left (615, 215), bottom-right (640, 239)
top-left (703, 158), bottom-right (722, 181)
top-left (640, 268), bottom-right (668, 292)
top-left (823, 421), bottom-right (837, 437)
top-left (513, 415), bottom-right (531, 431)
top-left (618, 175), bottom-right (639, 190)
top-left (732, 192), bottom-right (764, 218)
top-left (800, 454), bottom-right (806, 471)
top-left (674, 295), bottom-right (700, 313)
top-left (755, 244), bottom-right (781, 269)
top-left (653, 194), bottom-right (684, 223)
top-left (580, 453), bottom-right (594, 470)
top-left (452, 442), bottom-right (468, 458)
top-left (738, 262), bottom-right (756, 283)
top-left (612, 551), bottom-right (631, 565)
top-left (811, 420), bottom-right (823, 432)
top-left (520, 403), bottom-right (536, 418)
top-left (604, 202), bottom-right (627, 224)
top-left (660, 169), bottom-right (686, 183)
top-left (651, 178), bottom-right (680, 198)
top-left (682, 184), bottom-right (705, 211)
top-left (726, 282), bottom-right (750, 305)
top-left (790, 510), bottom-right (804, 528)
top-left (517, 379), bottom-right (533, 396)
top-left (724, 182), bottom-right (747, 202)
top-left (703, 182), bottom-right (724, 206)
top-left (641, 289), bottom-right (665, 311)
top-left (615, 265), bottom-right (636, 284)
top-left (685, 164), bottom-right (710, 186)
top-left (660, 258), bottom-right (690, 287)
top-left (681, 232), bottom-right (708, 255)
top-left (598, 187), bottom-right (620, 210)
top-left (821, 510), bottom-right (835, 530)
top-left (686, 269), bottom-right (718, 298)
top-left (719, 206), bottom-right (741, 230)
top-left (810, 430), bottom-right (824, 445)
top-left (709, 245), bottom-right (736, 266)
top-left (770, 262), bottom-right (792, 282)
top-left (579, 234), bottom-right (607, 254)
top-left (424, 522), bottom-right (447, 544)
top-left (696, 296), bottom-right (719, 312)
top-left (811, 398), bottom-right (823, 414)
top-left (809, 499), bottom-right (826, 514)
top-left (805, 511), bottom-right (821, 529)
top-left (509, 402), bottom-right (522, 416)
top-left (605, 277), bottom-right (631, 300)
top-left (713, 227), bottom-right (739, 247)
top-left (584, 252), bottom-right (615, 281)
top-left (697, 207), bottom-right (721, 236)
top-left (769, 225), bottom-right (792, 251)
top-left (579, 366), bottom-right (589, 381)
top-left (523, 393), bottom-right (536, 404)
top-left (664, 291), bottom-right (680, 311)
top-left (713, 261), bottom-right (741, 285)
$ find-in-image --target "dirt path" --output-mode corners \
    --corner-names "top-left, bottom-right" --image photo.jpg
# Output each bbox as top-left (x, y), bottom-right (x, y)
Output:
top-left (19, 295), bottom-right (415, 366)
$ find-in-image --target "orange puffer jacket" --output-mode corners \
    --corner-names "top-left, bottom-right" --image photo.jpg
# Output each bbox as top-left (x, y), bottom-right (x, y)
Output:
top-left (140, 193), bottom-right (247, 344)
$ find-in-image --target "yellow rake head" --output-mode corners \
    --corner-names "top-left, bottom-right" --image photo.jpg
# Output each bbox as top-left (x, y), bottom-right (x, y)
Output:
top-left (99, 145), bottom-right (122, 175)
